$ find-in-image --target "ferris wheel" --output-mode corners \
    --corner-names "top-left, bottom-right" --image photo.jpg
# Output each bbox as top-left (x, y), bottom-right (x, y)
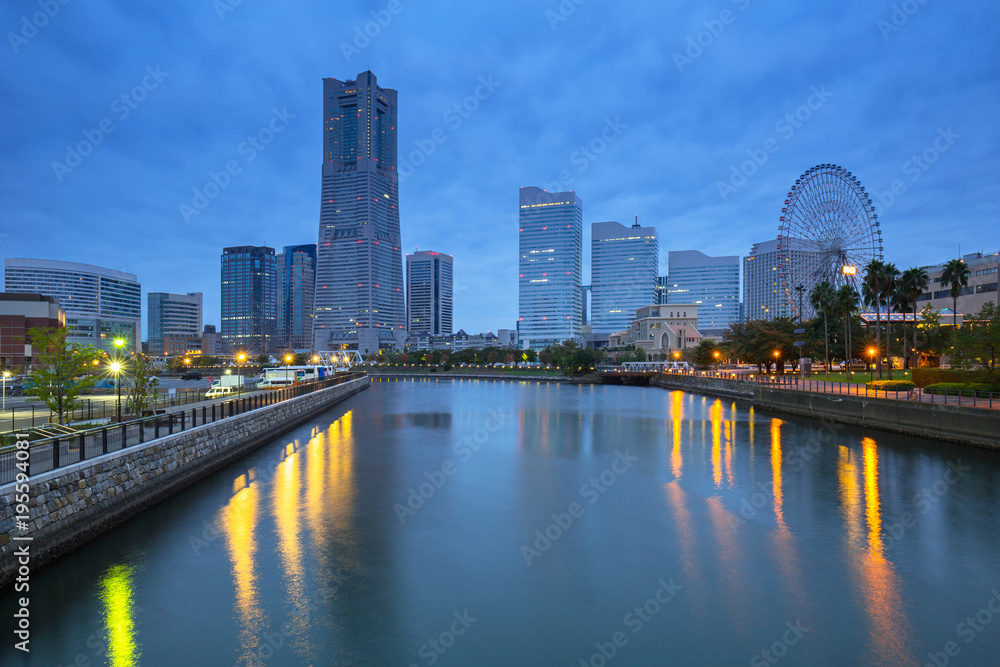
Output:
top-left (777, 164), bottom-right (883, 318)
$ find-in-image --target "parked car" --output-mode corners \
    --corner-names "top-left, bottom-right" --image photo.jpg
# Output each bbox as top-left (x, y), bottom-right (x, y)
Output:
top-left (181, 372), bottom-right (203, 381)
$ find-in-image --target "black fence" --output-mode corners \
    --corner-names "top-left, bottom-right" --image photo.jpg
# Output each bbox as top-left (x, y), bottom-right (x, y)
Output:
top-left (0, 373), bottom-right (364, 485)
top-left (1, 387), bottom-right (210, 433)
top-left (652, 370), bottom-right (999, 408)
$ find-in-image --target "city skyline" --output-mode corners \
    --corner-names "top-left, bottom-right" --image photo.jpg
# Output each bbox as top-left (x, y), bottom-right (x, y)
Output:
top-left (1, 1), bottom-right (998, 335)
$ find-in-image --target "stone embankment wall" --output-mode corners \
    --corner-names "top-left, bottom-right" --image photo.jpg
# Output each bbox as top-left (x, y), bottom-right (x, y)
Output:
top-left (651, 374), bottom-right (754, 400)
top-left (753, 387), bottom-right (1000, 450)
top-left (0, 377), bottom-right (369, 587)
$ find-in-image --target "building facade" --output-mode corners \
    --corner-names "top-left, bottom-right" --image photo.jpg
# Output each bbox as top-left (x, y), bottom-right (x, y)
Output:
top-left (914, 251), bottom-right (999, 317)
top-left (276, 244), bottom-right (317, 352)
top-left (221, 246), bottom-right (277, 353)
top-left (743, 238), bottom-right (819, 321)
top-left (665, 250), bottom-right (739, 336)
top-left (406, 250), bottom-right (453, 335)
top-left (608, 304), bottom-right (703, 358)
top-left (4, 258), bottom-right (141, 353)
top-left (313, 70), bottom-right (405, 354)
top-left (0, 293), bottom-right (65, 370)
top-left (518, 187), bottom-right (583, 349)
top-left (590, 219), bottom-right (659, 335)
top-left (147, 292), bottom-right (203, 356)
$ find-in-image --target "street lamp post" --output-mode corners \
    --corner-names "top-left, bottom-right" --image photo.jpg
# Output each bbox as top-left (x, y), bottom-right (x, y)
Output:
top-left (113, 338), bottom-right (126, 421)
top-left (237, 352), bottom-right (246, 398)
top-left (110, 361), bottom-right (122, 422)
top-left (2, 371), bottom-right (9, 411)
top-left (774, 350), bottom-right (781, 375)
top-left (868, 348), bottom-right (876, 382)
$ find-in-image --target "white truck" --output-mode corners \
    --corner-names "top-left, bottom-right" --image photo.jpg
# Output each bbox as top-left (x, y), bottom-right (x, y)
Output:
top-left (208, 375), bottom-right (245, 389)
top-left (256, 368), bottom-right (299, 389)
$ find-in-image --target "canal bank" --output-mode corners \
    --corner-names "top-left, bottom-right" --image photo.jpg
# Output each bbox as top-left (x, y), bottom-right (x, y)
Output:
top-left (651, 374), bottom-right (1000, 450)
top-left (369, 371), bottom-right (573, 383)
top-left (0, 376), bottom-right (370, 588)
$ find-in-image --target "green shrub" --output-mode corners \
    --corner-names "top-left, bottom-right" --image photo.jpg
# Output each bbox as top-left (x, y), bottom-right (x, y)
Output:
top-left (866, 380), bottom-right (915, 390)
top-left (912, 368), bottom-right (972, 387)
top-left (923, 382), bottom-right (997, 396)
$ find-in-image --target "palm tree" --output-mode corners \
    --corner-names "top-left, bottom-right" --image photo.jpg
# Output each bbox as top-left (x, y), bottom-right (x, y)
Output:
top-left (834, 284), bottom-right (859, 375)
top-left (809, 281), bottom-right (835, 377)
top-left (899, 267), bottom-right (929, 369)
top-left (863, 259), bottom-right (887, 379)
top-left (881, 262), bottom-right (900, 379)
top-left (940, 258), bottom-right (970, 328)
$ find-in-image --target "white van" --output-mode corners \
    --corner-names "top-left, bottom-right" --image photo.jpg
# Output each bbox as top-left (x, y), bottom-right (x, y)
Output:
top-left (205, 386), bottom-right (234, 398)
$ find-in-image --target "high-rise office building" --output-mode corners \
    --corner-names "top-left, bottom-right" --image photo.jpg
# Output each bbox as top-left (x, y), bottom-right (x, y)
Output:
top-left (666, 250), bottom-right (740, 335)
top-left (221, 246), bottom-right (277, 353)
top-left (147, 292), bottom-right (203, 356)
top-left (312, 70), bottom-right (404, 354)
top-left (743, 238), bottom-right (819, 321)
top-left (406, 250), bottom-right (453, 335)
top-left (656, 276), bottom-right (669, 305)
top-left (590, 219), bottom-right (659, 335)
top-left (3, 258), bottom-right (141, 352)
top-left (276, 244), bottom-right (317, 351)
top-left (518, 186), bottom-right (583, 349)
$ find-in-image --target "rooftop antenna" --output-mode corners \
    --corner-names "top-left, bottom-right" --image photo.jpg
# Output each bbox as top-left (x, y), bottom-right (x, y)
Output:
top-left (632, 215), bottom-right (640, 229)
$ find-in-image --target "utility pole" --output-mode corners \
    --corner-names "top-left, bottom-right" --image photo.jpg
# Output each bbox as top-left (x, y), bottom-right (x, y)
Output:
top-left (795, 284), bottom-right (806, 321)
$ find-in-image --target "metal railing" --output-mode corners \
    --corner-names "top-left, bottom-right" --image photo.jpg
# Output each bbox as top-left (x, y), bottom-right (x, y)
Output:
top-left (1, 386), bottom-right (211, 434)
top-left (648, 368), bottom-right (998, 409)
top-left (0, 373), bottom-right (364, 485)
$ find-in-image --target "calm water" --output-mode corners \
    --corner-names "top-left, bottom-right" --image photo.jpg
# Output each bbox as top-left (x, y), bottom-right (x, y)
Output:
top-left (4, 379), bottom-right (1000, 666)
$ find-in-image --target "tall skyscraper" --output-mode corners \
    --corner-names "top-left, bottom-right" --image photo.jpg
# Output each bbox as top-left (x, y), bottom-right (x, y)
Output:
top-left (148, 292), bottom-right (203, 356)
top-left (518, 187), bottom-right (583, 349)
top-left (276, 244), bottom-right (317, 351)
top-left (743, 238), bottom-right (818, 321)
top-left (406, 250), bottom-right (453, 335)
top-left (4, 258), bottom-right (141, 353)
top-left (590, 219), bottom-right (659, 334)
top-left (312, 70), bottom-right (404, 354)
top-left (221, 246), bottom-right (277, 353)
top-left (666, 250), bottom-right (740, 335)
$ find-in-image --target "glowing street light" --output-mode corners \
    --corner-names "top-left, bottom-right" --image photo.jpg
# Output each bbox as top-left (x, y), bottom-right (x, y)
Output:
top-left (2, 371), bottom-right (10, 411)
top-left (285, 354), bottom-right (292, 367)
top-left (236, 352), bottom-right (246, 397)
top-left (868, 348), bottom-right (876, 381)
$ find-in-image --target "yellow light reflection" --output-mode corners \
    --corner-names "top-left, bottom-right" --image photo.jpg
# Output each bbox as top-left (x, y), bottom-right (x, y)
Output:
top-left (711, 400), bottom-right (723, 488)
top-left (839, 438), bottom-right (914, 664)
top-left (770, 419), bottom-right (784, 527)
top-left (724, 419), bottom-right (734, 487)
top-left (100, 564), bottom-right (140, 667)
top-left (223, 483), bottom-right (263, 664)
top-left (670, 392), bottom-right (683, 478)
top-left (275, 445), bottom-right (309, 652)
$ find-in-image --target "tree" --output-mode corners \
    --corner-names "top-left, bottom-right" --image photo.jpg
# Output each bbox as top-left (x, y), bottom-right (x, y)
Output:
top-left (691, 340), bottom-right (720, 370)
top-left (833, 285), bottom-right (860, 370)
top-left (940, 258), bottom-right (971, 328)
top-left (809, 281), bottom-right (835, 377)
top-left (124, 353), bottom-right (159, 416)
top-left (23, 327), bottom-right (101, 424)
top-left (255, 353), bottom-right (270, 365)
top-left (951, 302), bottom-right (1000, 382)
top-left (880, 263), bottom-right (900, 379)
top-left (863, 259), bottom-right (897, 379)
top-left (898, 267), bottom-right (929, 368)
top-left (915, 304), bottom-right (950, 366)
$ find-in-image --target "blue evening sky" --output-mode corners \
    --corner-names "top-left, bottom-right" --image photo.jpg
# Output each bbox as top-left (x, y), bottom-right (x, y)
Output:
top-left (1, 0), bottom-right (998, 337)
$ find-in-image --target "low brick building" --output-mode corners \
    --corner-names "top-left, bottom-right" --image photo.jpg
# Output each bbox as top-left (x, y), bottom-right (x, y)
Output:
top-left (0, 293), bottom-right (66, 370)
